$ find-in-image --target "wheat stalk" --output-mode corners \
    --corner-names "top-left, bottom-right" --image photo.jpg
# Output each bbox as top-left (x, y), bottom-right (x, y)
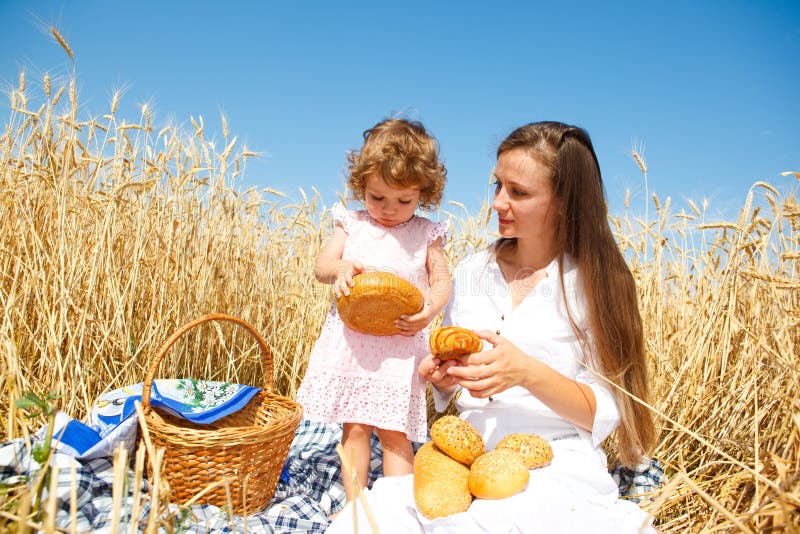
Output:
top-left (50, 27), bottom-right (74, 63)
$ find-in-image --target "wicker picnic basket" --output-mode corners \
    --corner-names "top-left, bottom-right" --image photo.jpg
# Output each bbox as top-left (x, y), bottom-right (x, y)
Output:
top-left (140, 314), bottom-right (303, 515)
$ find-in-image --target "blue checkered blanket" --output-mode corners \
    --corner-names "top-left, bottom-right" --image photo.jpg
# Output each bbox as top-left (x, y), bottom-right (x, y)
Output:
top-left (0, 420), bottom-right (664, 532)
top-left (610, 456), bottom-right (665, 502)
top-left (0, 420), bottom-right (372, 533)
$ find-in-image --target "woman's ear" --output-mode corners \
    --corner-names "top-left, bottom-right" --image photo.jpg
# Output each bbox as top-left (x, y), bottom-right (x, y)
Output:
top-left (550, 197), bottom-right (564, 219)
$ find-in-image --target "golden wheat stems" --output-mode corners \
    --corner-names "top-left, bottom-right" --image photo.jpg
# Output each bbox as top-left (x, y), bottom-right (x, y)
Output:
top-left (69, 463), bottom-right (78, 534)
top-left (49, 27), bottom-right (74, 63)
top-left (44, 463), bottom-right (59, 533)
top-left (221, 113), bottom-right (229, 140)
top-left (129, 445), bottom-right (146, 534)
top-left (336, 443), bottom-right (380, 534)
top-left (678, 473), bottom-right (755, 533)
top-left (632, 145), bottom-right (649, 265)
top-left (16, 488), bottom-right (32, 533)
top-left (110, 445), bottom-right (128, 533)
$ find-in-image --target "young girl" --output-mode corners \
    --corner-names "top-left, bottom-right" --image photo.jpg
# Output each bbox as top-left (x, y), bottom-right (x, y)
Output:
top-left (296, 118), bottom-right (451, 502)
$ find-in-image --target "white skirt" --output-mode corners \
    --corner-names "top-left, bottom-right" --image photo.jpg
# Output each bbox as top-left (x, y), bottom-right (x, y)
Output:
top-left (327, 439), bottom-right (656, 534)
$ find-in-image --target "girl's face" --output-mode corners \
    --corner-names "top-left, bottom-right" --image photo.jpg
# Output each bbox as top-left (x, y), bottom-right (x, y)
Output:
top-left (492, 148), bottom-right (561, 245)
top-left (363, 174), bottom-right (421, 227)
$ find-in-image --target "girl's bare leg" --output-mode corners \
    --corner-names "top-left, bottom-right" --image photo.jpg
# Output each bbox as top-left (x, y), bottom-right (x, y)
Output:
top-left (376, 428), bottom-right (414, 477)
top-left (341, 422), bottom-right (374, 502)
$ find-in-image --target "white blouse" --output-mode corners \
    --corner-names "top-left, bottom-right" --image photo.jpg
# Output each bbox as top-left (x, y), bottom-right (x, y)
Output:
top-left (328, 250), bottom-right (656, 533)
top-left (435, 249), bottom-right (620, 460)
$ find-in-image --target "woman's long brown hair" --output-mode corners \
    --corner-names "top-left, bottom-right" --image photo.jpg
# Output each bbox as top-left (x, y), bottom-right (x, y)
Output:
top-left (495, 121), bottom-right (655, 466)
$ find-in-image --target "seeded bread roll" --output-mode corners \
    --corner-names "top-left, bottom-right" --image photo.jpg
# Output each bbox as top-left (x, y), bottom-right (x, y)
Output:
top-left (430, 415), bottom-right (485, 466)
top-left (494, 433), bottom-right (554, 469)
top-left (467, 449), bottom-right (530, 499)
top-left (429, 326), bottom-right (483, 360)
top-left (336, 271), bottom-right (424, 335)
top-left (413, 442), bottom-right (472, 519)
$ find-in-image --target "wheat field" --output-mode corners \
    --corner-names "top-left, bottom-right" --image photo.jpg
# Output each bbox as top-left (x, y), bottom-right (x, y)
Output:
top-left (1, 36), bottom-right (798, 532)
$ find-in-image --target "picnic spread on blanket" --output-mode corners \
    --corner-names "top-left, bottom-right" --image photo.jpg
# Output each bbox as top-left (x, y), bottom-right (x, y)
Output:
top-left (0, 313), bottom-right (665, 533)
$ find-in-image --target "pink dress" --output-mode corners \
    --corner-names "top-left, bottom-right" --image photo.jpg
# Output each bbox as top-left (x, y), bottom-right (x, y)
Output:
top-left (296, 203), bottom-right (448, 443)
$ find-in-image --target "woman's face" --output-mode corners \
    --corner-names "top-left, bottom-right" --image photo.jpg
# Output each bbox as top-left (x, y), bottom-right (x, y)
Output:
top-left (492, 148), bottom-right (561, 246)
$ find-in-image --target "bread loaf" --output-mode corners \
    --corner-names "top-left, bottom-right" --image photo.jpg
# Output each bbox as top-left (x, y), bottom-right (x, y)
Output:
top-left (494, 433), bottom-right (553, 469)
top-left (430, 415), bottom-right (485, 466)
top-left (467, 449), bottom-right (530, 499)
top-left (336, 271), bottom-right (424, 336)
top-left (429, 326), bottom-right (482, 360)
top-left (413, 442), bottom-right (472, 519)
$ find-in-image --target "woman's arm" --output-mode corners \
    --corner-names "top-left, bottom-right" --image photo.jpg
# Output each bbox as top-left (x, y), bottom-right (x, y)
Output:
top-left (446, 331), bottom-right (598, 431)
top-left (313, 225), bottom-right (363, 297)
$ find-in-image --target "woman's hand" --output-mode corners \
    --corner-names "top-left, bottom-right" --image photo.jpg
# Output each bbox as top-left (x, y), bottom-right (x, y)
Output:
top-left (332, 260), bottom-right (364, 298)
top-left (445, 330), bottom-right (535, 398)
top-left (418, 353), bottom-right (460, 394)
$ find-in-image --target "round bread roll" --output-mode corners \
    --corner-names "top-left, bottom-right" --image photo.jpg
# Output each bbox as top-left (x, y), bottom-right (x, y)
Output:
top-left (494, 433), bottom-right (553, 469)
top-left (429, 326), bottom-right (483, 360)
top-left (430, 415), bottom-right (485, 466)
top-left (336, 271), bottom-right (424, 336)
top-left (413, 442), bottom-right (472, 519)
top-left (468, 449), bottom-right (530, 499)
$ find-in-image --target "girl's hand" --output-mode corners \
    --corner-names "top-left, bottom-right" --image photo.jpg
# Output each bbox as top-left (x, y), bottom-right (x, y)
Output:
top-left (333, 261), bottom-right (364, 298)
top-left (445, 330), bottom-right (536, 398)
top-left (418, 353), bottom-right (460, 394)
top-left (396, 302), bottom-right (436, 336)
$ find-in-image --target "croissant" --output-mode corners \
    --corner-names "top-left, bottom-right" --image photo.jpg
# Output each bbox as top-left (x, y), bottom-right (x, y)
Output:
top-left (429, 326), bottom-right (483, 360)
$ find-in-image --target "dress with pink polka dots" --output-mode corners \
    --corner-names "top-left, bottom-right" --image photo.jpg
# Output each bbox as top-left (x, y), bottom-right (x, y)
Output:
top-left (296, 203), bottom-right (448, 443)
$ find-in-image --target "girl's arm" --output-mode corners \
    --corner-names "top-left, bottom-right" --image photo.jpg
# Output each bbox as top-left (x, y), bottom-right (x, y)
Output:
top-left (313, 225), bottom-right (363, 297)
top-left (396, 237), bottom-right (451, 335)
top-left (424, 237), bottom-right (452, 316)
top-left (419, 353), bottom-right (461, 394)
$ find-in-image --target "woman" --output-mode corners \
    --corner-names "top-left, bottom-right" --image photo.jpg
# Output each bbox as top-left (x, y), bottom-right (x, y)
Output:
top-left (328, 121), bottom-right (657, 533)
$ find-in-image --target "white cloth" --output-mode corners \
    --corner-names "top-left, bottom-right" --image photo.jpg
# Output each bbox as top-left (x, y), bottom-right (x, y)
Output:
top-left (329, 441), bottom-right (655, 533)
top-left (328, 250), bottom-right (656, 533)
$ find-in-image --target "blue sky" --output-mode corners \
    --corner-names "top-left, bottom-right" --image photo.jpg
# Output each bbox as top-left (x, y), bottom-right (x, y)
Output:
top-left (1, 1), bottom-right (798, 219)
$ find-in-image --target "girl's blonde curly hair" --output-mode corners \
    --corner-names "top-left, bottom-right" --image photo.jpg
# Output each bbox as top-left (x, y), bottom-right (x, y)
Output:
top-left (347, 118), bottom-right (447, 210)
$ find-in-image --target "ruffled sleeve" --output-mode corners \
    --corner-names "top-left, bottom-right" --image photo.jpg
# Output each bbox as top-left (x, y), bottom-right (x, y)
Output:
top-left (427, 218), bottom-right (449, 246)
top-left (330, 202), bottom-right (352, 233)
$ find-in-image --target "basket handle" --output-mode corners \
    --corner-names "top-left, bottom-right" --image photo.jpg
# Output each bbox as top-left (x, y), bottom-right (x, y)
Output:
top-left (141, 314), bottom-right (272, 415)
